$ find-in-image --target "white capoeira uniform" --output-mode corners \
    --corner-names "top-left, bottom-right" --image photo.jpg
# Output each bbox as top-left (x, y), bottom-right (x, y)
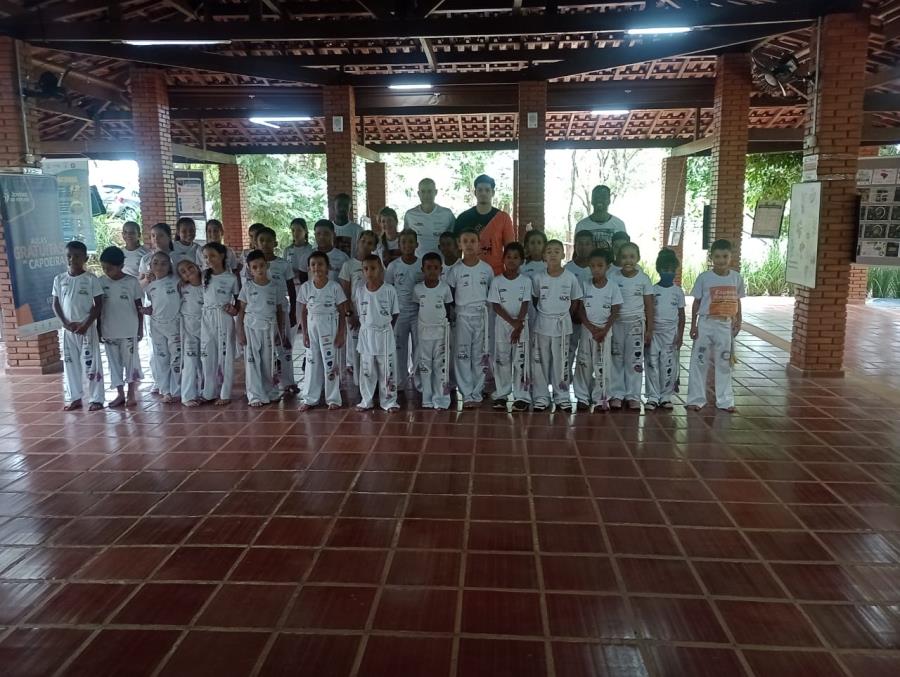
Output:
top-left (574, 278), bottom-right (623, 408)
top-left (403, 203), bottom-right (456, 257)
top-left (265, 256), bottom-right (297, 391)
top-left (356, 283), bottom-right (400, 410)
top-left (180, 284), bottom-right (204, 402)
top-left (196, 244), bottom-right (239, 274)
top-left (521, 259), bottom-right (547, 331)
top-left (564, 261), bottom-right (592, 372)
top-left (646, 284), bottom-right (685, 407)
top-left (687, 270), bottom-right (745, 410)
top-left (530, 269), bottom-right (582, 408)
top-left (414, 281), bottom-right (453, 409)
top-left (298, 279), bottom-right (346, 407)
top-left (171, 240), bottom-right (201, 271)
top-left (299, 246), bottom-right (349, 284)
top-left (99, 273), bottom-right (144, 389)
top-left (445, 259), bottom-right (494, 404)
top-left (609, 269), bottom-right (654, 402)
top-left (53, 271), bottom-right (105, 404)
top-left (239, 279), bottom-right (285, 405)
top-left (200, 271), bottom-right (239, 401)
top-left (339, 258), bottom-right (364, 386)
top-left (488, 273), bottom-right (532, 404)
top-left (385, 256), bottom-right (423, 389)
top-left (145, 276), bottom-right (182, 398)
top-left (122, 246), bottom-right (149, 278)
top-left (335, 221), bottom-right (363, 259)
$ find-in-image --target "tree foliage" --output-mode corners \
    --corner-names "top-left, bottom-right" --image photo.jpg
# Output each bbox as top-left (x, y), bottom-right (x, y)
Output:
top-left (685, 152), bottom-right (802, 215)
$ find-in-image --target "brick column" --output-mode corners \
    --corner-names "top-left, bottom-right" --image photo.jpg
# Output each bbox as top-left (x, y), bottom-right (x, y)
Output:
top-left (365, 161), bottom-right (386, 221)
top-left (659, 155), bottom-right (687, 284)
top-left (219, 163), bottom-right (250, 250)
top-left (848, 146), bottom-right (880, 304)
top-left (323, 85), bottom-right (356, 217)
top-left (790, 12), bottom-right (869, 376)
top-left (0, 38), bottom-right (61, 374)
top-left (131, 67), bottom-right (177, 235)
top-left (709, 52), bottom-right (751, 268)
top-left (518, 81), bottom-right (546, 233)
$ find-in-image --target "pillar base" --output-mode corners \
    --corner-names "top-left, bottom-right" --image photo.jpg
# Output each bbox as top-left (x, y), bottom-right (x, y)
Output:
top-left (6, 360), bottom-right (63, 376)
top-left (786, 363), bottom-right (845, 379)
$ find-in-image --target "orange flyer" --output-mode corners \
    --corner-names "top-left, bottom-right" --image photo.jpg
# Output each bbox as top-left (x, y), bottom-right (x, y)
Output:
top-left (707, 285), bottom-right (739, 318)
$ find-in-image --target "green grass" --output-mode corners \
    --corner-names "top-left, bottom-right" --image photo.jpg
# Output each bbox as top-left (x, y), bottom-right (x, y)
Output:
top-left (868, 266), bottom-right (900, 299)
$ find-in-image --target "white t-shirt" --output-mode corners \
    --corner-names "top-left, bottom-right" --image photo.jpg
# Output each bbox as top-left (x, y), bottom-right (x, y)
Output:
top-left (197, 245), bottom-right (239, 273)
top-left (610, 269), bottom-right (654, 319)
top-left (339, 259), bottom-right (365, 304)
top-left (355, 283), bottom-right (400, 355)
top-left (414, 281), bottom-right (453, 340)
top-left (99, 274), bottom-right (142, 339)
top-left (264, 257), bottom-right (293, 299)
top-left (145, 276), bottom-right (181, 323)
top-left (123, 246), bottom-right (149, 278)
top-left (180, 283), bottom-right (204, 337)
top-left (564, 261), bottom-right (592, 286)
top-left (521, 260), bottom-right (547, 279)
top-left (531, 269), bottom-right (582, 337)
top-left (582, 279), bottom-right (624, 327)
top-left (52, 271), bottom-right (103, 324)
top-left (299, 247), bottom-right (350, 283)
top-left (283, 244), bottom-right (313, 275)
top-left (691, 270), bottom-right (745, 319)
top-left (403, 204), bottom-right (456, 256)
top-left (385, 257), bottom-right (423, 318)
top-left (488, 273), bottom-right (531, 326)
top-left (298, 279), bottom-right (347, 317)
top-left (653, 284), bottom-right (686, 327)
top-left (238, 280), bottom-right (284, 330)
top-left (445, 259), bottom-right (494, 316)
top-left (574, 214), bottom-right (627, 248)
top-left (171, 241), bottom-right (201, 270)
top-left (376, 236), bottom-right (400, 264)
top-left (203, 271), bottom-right (239, 309)
top-left (334, 222), bottom-right (363, 258)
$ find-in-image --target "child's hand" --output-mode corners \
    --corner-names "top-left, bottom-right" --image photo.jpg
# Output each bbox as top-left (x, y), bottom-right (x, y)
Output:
top-left (282, 335), bottom-right (292, 350)
top-left (141, 306), bottom-right (154, 316)
top-left (74, 322), bottom-right (89, 336)
top-left (289, 310), bottom-right (297, 328)
top-left (349, 315), bottom-right (360, 330)
top-left (644, 331), bottom-right (653, 346)
top-left (674, 337), bottom-right (683, 349)
top-left (335, 331), bottom-right (345, 349)
top-left (732, 322), bottom-right (741, 337)
top-left (237, 331), bottom-right (247, 347)
top-left (510, 327), bottom-right (522, 344)
top-left (303, 333), bottom-right (311, 349)
top-left (65, 320), bottom-right (79, 333)
top-left (690, 326), bottom-right (699, 340)
top-left (137, 330), bottom-right (144, 342)
top-left (224, 303), bottom-right (238, 317)
top-left (596, 327), bottom-right (609, 342)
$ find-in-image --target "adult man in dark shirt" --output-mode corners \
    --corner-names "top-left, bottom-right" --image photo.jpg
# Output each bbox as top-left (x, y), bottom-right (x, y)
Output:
top-left (453, 174), bottom-right (515, 274)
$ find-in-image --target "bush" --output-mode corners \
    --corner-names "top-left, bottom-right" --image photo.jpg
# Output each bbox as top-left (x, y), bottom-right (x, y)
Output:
top-left (868, 266), bottom-right (900, 298)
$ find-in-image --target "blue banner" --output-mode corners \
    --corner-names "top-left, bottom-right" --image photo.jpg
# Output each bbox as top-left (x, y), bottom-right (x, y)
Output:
top-left (42, 159), bottom-right (96, 251)
top-left (0, 174), bottom-right (65, 336)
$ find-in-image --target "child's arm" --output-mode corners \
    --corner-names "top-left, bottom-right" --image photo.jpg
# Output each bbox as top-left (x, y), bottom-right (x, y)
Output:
top-left (77, 295), bottom-right (103, 335)
top-left (690, 298), bottom-right (701, 339)
top-left (510, 300), bottom-right (528, 343)
top-left (286, 278), bottom-right (297, 327)
top-left (733, 299), bottom-right (742, 336)
top-left (135, 300), bottom-right (145, 340)
top-left (53, 296), bottom-right (74, 332)
top-left (391, 313), bottom-right (399, 328)
top-left (335, 301), bottom-right (347, 348)
top-left (276, 303), bottom-right (288, 347)
top-left (492, 303), bottom-right (518, 328)
top-left (300, 303), bottom-right (310, 348)
top-left (236, 302), bottom-right (247, 346)
top-left (676, 307), bottom-right (686, 348)
top-left (643, 294), bottom-right (654, 344)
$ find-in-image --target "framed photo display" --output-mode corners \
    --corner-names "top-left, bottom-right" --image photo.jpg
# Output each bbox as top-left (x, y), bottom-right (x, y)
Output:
top-left (751, 200), bottom-right (785, 238)
top-left (856, 157), bottom-right (900, 267)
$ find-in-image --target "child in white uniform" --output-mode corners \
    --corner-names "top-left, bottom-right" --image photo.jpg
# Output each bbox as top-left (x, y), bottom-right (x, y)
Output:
top-left (687, 239), bottom-right (744, 412)
top-left (377, 207), bottom-right (402, 266)
top-left (98, 246), bottom-right (144, 408)
top-left (530, 239), bottom-right (582, 412)
top-left (355, 255), bottom-right (400, 411)
top-left (565, 230), bottom-right (595, 371)
top-left (332, 193), bottom-right (363, 259)
top-left (299, 251), bottom-right (348, 410)
top-left (257, 227), bottom-right (298, 396)
top-left (238, 251), bottom-right (287, 406)
top-left (574, 249), bottom-right (622, 411)
top-left (609, 242), bottom-right (654, 410)
top-left (53, 241), bottom-right (104, 411)
top-left (299, 220), bottom-right (350, 283)
top-left (121, 221), bottom-right (149, 279)
top-left (438, 231), bottom-right (460, 273)
top-left (177, 260), bottom-right (205, 407)
top-left (415, 253), bottom-right (454, 410)
top-left (446, 228), bottom-right (494, 408)
top-left (385, 230), bottom-right (422, 390)
top-left (172, 217), bottom-right (201, 271)
top-left (240, 223), bottom-right (266, 278)
top-left (340, 230), bottom-right (378, 386)
top-left (138, 222), bottom-right (175, 289)
top-left (283, 217), bottom-right (313, 286)
top-left (521, 230), bottom-right (548, 279)
top-left (198, 219), bottom-right (240, 274)
top-left (489, 242), bottom-right (531, 411)
top-left (200, 242), bottom-right (240, 405)
top-left (646, 249), bottom-right (686, 411)
top-left (143, 252), bottom-right (182, 402)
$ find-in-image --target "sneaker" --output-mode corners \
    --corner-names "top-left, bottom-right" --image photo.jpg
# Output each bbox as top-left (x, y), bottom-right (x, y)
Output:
top-left (558, 402), bottom-right (573, 413)
top-left (626, 399), bottom-right (642, 411)
top-left (576, 401), bottom-right (590, 412)
top-left (660, 401), bottom-right (674, 410)
top-left (511, 400), bottom-right (530, 412)
top-left (533, 403), bottom-right (548, 412)
top-left (609, 399), bottom-right (623, 410)
top-left (492, 399), bottom-right (508, 410)
top-left (645, 402), bottom-right (658, 411)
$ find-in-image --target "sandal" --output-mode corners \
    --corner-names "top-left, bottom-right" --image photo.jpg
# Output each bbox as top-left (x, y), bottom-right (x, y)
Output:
top-left (511, 400), bottom-right (530, 412)
top-left (609, 399), bottom-right (623, 410)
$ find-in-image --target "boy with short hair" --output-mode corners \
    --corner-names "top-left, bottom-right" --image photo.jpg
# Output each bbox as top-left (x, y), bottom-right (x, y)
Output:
top-left (645, 249), bottom-right (686, 411)
top-left (53, 241), bottom-right (105, 411)
top-left (489, 242), bottom-right (531, 411)
top-left (609, 231), bottom-right (631, 276)
top-left (339, 230), bottom-right (379, 387)
top-left (98, 246), bottom-right (144, 408)
top-left (687, 239), bottom-right (744, 413)
top-left (356, 255), bottom-right (400, 412)
top-left (445, 227), bottom-right (494, 408)
top-left (414, 252), bottom-right (454, 409)
top-left (300, 219), bottom-right (350, 282)
top-left (565, 230), bottom-right (595, 370)
top-left (439, 231), bottom-right (460, 271)
top-left (257, 226), bottom-right (298, 395)
top-left (385, 230), bottom-right (423, 390)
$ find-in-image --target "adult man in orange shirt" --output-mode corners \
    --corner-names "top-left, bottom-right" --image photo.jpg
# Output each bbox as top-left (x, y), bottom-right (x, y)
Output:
top-left (453, 174), bottom-right (515, 275)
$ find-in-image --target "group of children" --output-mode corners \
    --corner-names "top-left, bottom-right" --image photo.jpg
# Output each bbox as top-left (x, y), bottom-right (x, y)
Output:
top-left (52, 215), bottom-right (744, 414)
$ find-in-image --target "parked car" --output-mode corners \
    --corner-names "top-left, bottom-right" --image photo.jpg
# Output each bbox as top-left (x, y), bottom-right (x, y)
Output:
top-left (99, 183), bottom-right (141, 220)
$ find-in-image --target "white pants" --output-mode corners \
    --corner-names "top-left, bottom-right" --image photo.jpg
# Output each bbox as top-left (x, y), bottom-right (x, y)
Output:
top-left (180, 325), bottom-right (202, 402)
top-left (417, 323), bottom-right (451, 409)
top-left (688, 317), bottom-right (735, 409)
top-left (531, 332), bottom-right (571, 407)
top-left (201, 308), bottom-right (235, 401)
top-left (63, 327), bottom-right (104, 403)
top-left (149, 320), bottom-right (181, 397)
top-left (646, 324), bottom-right (680, 405)
top-left (394, 314), bottom-right (418, 389)
top-left (573, 326), bottom-right (611, 406)
top-left (492, 322), bottom-right (531, 403)
top-left (360, 353), bottom-right (398, 410)
top-left (568, 326), bottom-right (580, 373)
top-left (303, 314), bottom-right (342, 407)
top-left (454, 310), bottom-right (489, 403)
top-left (345, 327), bottom-right (360, 387)
top-left (245, 323), bottom-right (281, 405)
top-left (609, 316), bottom-right (645, 401)
top-left (279, 316), bottom-right (296, 389)
top-left (104, 337), bottom-right (142, 389)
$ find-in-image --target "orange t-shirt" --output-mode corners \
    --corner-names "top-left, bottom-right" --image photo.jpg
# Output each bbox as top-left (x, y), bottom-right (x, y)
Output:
top-left (454, 207), bottom-right (516, 275)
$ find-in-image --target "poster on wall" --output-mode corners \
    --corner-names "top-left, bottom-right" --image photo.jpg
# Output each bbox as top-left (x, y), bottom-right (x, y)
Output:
top-left (42, 158), bottom-right (96, 251)
top-left (667, 216), bottom-right (683, 247)
top-left (785, 182), bottom-right (821, 288)
top-left (855, 157), bottom-right (900, 267)
top-left (751, 200), bottom-right (785, 238)
top-left (174, 170), bottom-right (206, 225)
top-left (0, 174), bottom-right (65, 336)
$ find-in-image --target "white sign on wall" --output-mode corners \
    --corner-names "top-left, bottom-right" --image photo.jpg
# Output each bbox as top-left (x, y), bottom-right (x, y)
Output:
top-left (786, 182), bottom-right (822, 288)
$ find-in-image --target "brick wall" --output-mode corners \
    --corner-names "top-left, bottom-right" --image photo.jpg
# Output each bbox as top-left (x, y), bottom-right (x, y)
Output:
top-left (131, 67), bottom-right (177, 235)
top-left (790, 12), bottom-right (869, 375)
top-left (518, 81), bottom-right (546, 233)
top-left (0, 38), bottom-right (61, 373)
top-left (365, 161), bottom-right (387, 221)
top-left (659, 155), bottom-right (687, 284)
top-left (709, 52), bottom-right (751, 268)
top-left (219, 163), bottom-right (250, 250)
top-left (323, 85), bottom-right (357, 217)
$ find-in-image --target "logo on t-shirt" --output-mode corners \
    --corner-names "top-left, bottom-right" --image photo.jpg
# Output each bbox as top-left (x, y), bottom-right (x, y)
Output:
top-left (708, 286), bottom-right (739, 317)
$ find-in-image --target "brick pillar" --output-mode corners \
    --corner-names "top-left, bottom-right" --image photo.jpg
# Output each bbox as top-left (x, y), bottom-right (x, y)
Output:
top-left (365, 161), bottom-right (386, 221)
top-left (131, 67), bottom-right (177, 236)
top-left (848, 146), bottom-right (879, 304)
top-left (709, 52), bottom-right (751, 268)
top-left (518, 81), bottom-right (546, 232)
top-left (790, 12), bottom-right (869, 376)
top-left (0, 38), bottom-right (61, 374)
top-left (219, 163), bottom-right (249, 250)
top-left (323, 85), bottom-right (356, 217)
top-left (659, 155), bottom-right (687, 284)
